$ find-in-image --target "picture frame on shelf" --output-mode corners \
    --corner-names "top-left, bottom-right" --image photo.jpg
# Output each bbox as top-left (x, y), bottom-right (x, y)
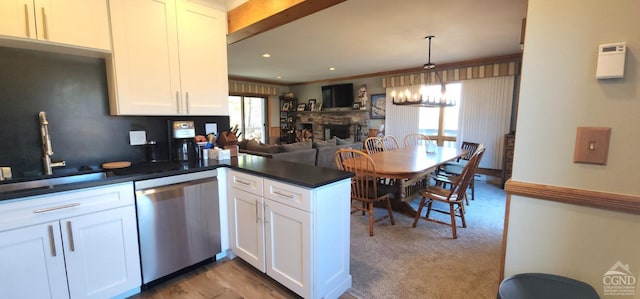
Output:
top-left (282, 102), bottom-right (290, 111)
top-left (314, 102), bottom-right (322, 111)
top-left (307, 99), bottom-right (316, 111)
top-left (370, 93), bottom-right (386, 119)
top-left (352, 102), bottom-right (361, 110)
top-left (297, 103), bottom-right (307, 111)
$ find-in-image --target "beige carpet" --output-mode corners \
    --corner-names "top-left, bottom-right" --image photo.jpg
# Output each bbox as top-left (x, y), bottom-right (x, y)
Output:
top-left (347, 181), bottom-right (506, 299)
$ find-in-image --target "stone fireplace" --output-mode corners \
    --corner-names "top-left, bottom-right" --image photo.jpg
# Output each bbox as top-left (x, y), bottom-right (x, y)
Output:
top-left (323, 124), bottom-right (350, 140)
top-left (296, 110), bottom-right (369, 141)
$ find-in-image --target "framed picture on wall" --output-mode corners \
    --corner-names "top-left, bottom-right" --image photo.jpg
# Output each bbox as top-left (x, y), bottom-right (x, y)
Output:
top-left (370, 93), bottom-right (386, 119)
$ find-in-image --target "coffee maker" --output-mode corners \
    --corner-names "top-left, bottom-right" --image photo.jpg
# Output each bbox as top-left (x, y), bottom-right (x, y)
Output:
top-left (171, 121), bottom-right (196, 162)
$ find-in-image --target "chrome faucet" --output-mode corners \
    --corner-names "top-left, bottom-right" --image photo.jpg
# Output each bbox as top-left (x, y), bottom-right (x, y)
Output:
top-left (39, 111), bottom-right (66, 175)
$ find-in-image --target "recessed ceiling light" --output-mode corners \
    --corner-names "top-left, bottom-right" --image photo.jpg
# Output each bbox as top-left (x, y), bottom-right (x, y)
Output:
top-left (328, 67), bottom-right (336, 71)
top-left (261, 53), bottom-right (271, 58)
top-left (276, 76), bottom-right (282, 79)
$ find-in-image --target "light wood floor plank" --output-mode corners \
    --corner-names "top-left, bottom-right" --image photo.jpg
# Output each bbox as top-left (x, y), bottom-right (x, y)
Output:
top-left (129, 258), bottom-right (305, 299)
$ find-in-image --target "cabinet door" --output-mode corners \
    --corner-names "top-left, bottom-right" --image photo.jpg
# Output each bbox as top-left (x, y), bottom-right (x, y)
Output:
top-left (108, 0), bottom-right (181, 115)
top-left (62, 206), bottom-right (141, 299)
top-left (176, 1), bottom-right (229, 115)
top-left (264, 199), bottom-right (311, 297)
top-left (34, 0), bottom-right (111, 50)
top-left (0, 0), bottom-right (36, 39)
top-left (0, 222), bottom-right (69, 299)
top-left (229, 188), bottom-right (265, 271)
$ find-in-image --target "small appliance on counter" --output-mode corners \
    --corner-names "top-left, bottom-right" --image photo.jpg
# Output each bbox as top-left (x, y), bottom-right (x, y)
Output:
top-left (170, 121), bottom-right (196, 162)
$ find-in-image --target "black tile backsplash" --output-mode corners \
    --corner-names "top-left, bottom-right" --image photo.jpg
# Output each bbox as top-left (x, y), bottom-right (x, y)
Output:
top-left (0, 47), bottom-right (229, 178)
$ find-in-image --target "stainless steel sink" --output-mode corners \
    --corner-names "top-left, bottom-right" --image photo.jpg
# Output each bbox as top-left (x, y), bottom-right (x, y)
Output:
top-left (0, 172), bottom-right (107, 193)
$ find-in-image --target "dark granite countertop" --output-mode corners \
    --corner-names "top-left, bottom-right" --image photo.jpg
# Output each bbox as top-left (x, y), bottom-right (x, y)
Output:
top-left (0, 154), bottom-right (353, 202)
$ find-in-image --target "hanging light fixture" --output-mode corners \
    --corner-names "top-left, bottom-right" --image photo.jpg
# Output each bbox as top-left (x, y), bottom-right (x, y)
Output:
top-left (392, 35), bottom-right (456, 107)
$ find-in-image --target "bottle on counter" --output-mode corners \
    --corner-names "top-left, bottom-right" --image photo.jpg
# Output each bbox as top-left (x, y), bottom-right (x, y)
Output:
top-left (145, 140), bottom-right (158, 162)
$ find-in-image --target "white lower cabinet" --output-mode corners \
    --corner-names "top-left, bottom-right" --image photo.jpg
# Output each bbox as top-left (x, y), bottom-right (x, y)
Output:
top-left (264, 199), bottom-right (311, 296)
top-left (0, 182), bottom-right (141, 299)
top-left (63, 206), bottom-right (140, 298)
top-left (228, 170), bottom-right (352, 299)
top-left (0, 221), bottom-right (69, 299)
top-left (229, 186), bottom-right (265, 271)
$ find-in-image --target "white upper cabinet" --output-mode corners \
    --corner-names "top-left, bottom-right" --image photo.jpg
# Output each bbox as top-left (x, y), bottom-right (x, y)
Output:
top-left (0, 0), bottom-right (111, 51)
top-left (108, 0), bottom-right (229, 116)
top-left (176, 1), bottom-right (229, 115)
top-left (108, 0), bottom-right (181, 115)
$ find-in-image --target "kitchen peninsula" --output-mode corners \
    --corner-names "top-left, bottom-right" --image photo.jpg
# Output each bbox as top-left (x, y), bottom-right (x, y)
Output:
top-left (0, 155), bottom-right (353, 299)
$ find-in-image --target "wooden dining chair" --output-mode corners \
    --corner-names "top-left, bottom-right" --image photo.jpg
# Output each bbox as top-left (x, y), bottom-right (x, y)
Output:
top-left (335, 148), bottom-right (395, 236)
top-left (442, 141), bottom-right (480, 169)
top-left (412, 146), bottom-right (484, 239)
top-left (382, 135), bottom-right (400, 150)
top-left (403, 133), bottom-right (431, 147)
top-left (364, 137), bottom-right (385, 155)
top-left (436, 144), bottom-right (485, 203)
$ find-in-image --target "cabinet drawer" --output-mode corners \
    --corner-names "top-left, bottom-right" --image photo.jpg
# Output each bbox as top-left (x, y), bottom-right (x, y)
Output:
top-left (0, 182), bottom-right (134, 232)
top-left (230, 171), bottom-right (263, 196)
top-left (264, 179), bottom-right (311, 212)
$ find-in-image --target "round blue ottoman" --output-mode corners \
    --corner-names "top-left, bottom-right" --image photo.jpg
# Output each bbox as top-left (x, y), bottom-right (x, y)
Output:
top-left (498, 273), bottom-right (600, 299)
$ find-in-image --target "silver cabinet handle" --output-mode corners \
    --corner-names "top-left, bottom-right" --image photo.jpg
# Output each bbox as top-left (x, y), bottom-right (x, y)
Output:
top-left (274, 190), bottom-right (294, 199)
top-left (185, 92), bottom-right (190, 114)
top-left (176, 91), bottom-right (181, 114)
top-left (24, 4), bottom-right (31, 37)
top-left (264, 204), bottom-right (269, 224)
top-left (41, 7), bottom-right (48, 40)
top-left (66, 221), bottom-right (75, 252)
top-left (236, 178), bottom-right (251, 186)
top-left (48, 225), bottom-right (57, 257)
top-left (255, 200), bottom-right (259, 223)
top-left (33, 202), bottom-right (80, 213)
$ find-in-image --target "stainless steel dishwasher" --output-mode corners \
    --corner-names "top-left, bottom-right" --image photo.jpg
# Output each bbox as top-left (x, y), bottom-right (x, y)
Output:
top-left (134, 170), bottom-right (220, 284)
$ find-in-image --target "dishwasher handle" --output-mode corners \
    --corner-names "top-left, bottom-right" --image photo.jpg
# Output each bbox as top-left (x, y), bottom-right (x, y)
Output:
top-left (136, 177), bottom-right (217, 195)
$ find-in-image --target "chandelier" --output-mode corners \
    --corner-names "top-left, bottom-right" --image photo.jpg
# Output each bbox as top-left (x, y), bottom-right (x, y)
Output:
top-left (392, 36), bottom-right (456, 107)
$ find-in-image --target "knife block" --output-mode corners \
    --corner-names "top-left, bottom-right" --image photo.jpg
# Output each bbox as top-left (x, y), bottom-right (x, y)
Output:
top-left (217, 131), bottom-right (238, 147)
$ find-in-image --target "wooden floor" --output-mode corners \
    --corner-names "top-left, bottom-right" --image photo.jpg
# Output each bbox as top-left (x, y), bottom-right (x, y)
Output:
top-left (129, 258), bottom-right (360, 299)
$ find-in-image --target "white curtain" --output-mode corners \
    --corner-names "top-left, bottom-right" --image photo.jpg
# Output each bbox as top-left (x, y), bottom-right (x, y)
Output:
top-left (458, 76), bottom-right (514, 169)
top-left (384, 86), bottom-right (421, 141)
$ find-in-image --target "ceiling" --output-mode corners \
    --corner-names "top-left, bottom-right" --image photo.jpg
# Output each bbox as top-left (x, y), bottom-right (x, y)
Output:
top-left (226, 0), bottom-right (528, 85)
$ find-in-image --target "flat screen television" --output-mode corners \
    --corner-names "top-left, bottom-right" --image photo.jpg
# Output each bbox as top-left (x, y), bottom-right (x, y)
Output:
top-left (321, 83), bottom-right (354, 108)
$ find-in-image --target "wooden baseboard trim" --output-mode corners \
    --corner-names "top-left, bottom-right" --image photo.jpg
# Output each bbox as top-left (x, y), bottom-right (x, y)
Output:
top-left (504, 179), bottom-right (640, 215)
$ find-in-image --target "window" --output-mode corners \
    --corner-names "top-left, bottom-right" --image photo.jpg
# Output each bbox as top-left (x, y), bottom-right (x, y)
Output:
top-left (228, 95), bottom-right (267, 143)
top-left (418, 83), bottom-right (462, 147)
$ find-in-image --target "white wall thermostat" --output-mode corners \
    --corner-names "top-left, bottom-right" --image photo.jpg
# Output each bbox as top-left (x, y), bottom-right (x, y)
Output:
top-left (596, 42), bottom-right (626, 79)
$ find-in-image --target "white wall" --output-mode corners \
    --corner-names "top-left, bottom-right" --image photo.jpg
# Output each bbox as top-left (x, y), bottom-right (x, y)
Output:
top-left (505, 0), bottom-right (640, 297)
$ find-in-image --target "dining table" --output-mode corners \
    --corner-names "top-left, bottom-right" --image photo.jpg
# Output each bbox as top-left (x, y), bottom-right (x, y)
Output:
top-left (355, 145), bottom-right (469, 216)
